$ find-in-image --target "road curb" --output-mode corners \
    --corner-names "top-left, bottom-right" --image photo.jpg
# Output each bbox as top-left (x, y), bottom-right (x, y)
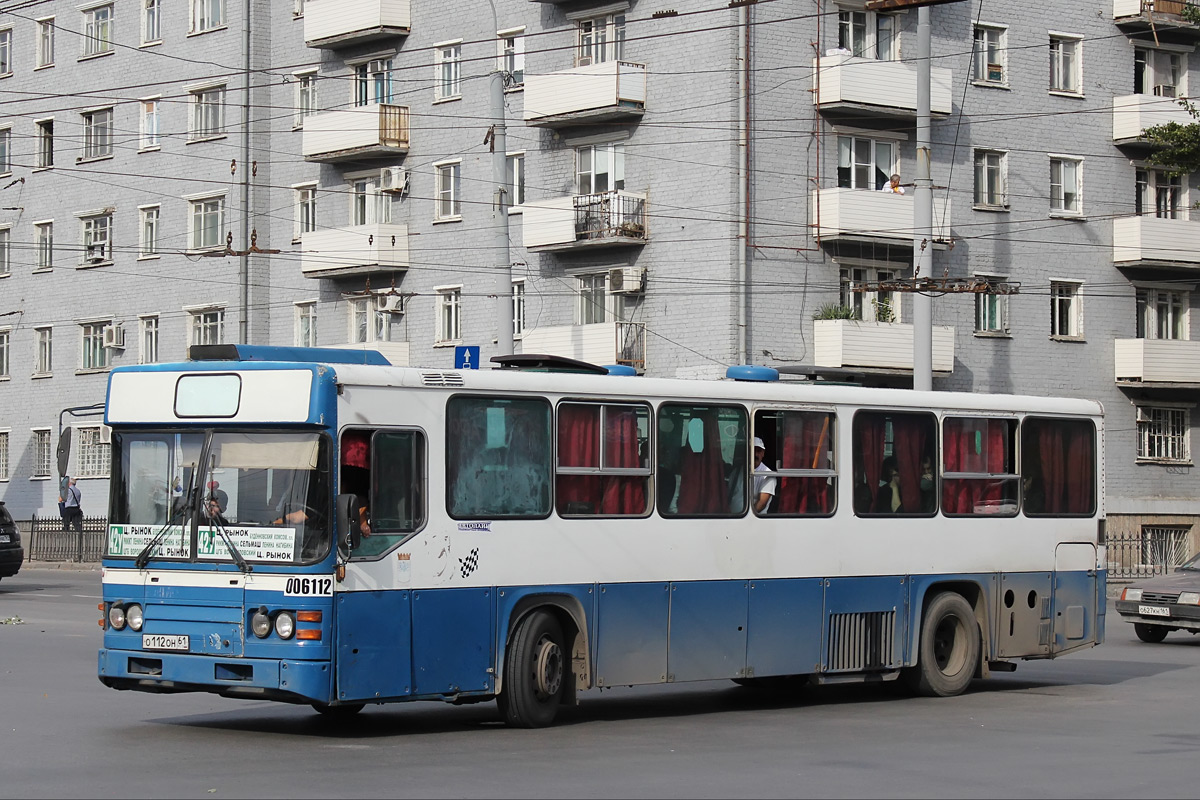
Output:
top-left (19, 561), bottom-right (101, 572)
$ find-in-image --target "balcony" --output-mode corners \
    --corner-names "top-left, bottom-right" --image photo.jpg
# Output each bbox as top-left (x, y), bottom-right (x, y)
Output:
top-left (809, 187), bottom-right (951, 244)
top-left (302, 104), bottom-right (409, 163)
top-left (301, 224), bottom-right (408, 278)
top-left (812, 54), bottom-right (952, 119)
top-left (519, 321), bottom-right (645, 370)
top-left (1114, 0), bottom-right (1200, 37)
top-left (325, 341), bottom-right (410, 367)
top-left (304, 0), bottom-right (410, 49)
top-left (1113, 216), bottom-right (1200, 267)
top-left (1115, 339), bottom-right (1200, 385)
top-left (524, 61), bottom-right (647, 127)
top-left (523, 190), bottom-right (648, 252)
top-left (814, 320), bottom-right (954, 373)
top-left (1113, 94), bottom-right (1192, 144)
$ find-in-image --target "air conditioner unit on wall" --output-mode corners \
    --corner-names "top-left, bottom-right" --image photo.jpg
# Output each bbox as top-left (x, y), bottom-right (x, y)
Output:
top-left (575, 55), bottom-right (594, 68)
top-left (608, 267), bottom-right (645, 294)
top-left (103, 324), bottom-right (125, 349)
top-left (375, 294), bottom-right (405, 313)
top-left (1154, 84), bottom-right (1177, 97)
top-left (380, 166), bottom-right (409, 195)
top-left (85, 243), bottom-right (106, 263)
top-left (99, 424), bottom-right (112, 444)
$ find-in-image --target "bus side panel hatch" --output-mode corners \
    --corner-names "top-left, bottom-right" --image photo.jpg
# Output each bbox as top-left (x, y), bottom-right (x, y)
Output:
top-left (1053, 543), bottom-right (1098, 653)
top-left (411, 588), bottom-right (495, 695)
top-left (336, 590), bottom-right (413, 702)
top-left (747, 578), bottom-right (824, 678)
top-left (822, 577), bottom-right (908, 672)
top-left (667, 580), bottom-right (748, 682)
top-left (595, 582), bottom-right (670, 687)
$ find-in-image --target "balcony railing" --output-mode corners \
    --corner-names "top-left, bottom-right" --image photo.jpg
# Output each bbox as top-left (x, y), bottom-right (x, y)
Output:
top-left (814, 320), bottom-right (955, 372)
top-left (524, 61), bottom-right (647, 126)
top-left (1113, 215), bottom-right (1200, 266)
top-left (302, 103), bottom-right (409, 162)
top-left (1115, 338), bottom-right (1200, 384)
top-left (1113, 94), bottom-right (1192, 143)
top-left (519, 321), bottom-right (646, 370)
top-left (812, 54), bottom-right (952, 117)
top-left (524, 190), bottom-right (648, 251)
top-left (301, 223), bottom-right (408, 278)
top-left (1115, 0), bottom-right (1200, 19)
top-left (809, 187), bottom-right (951, 244)
top-left (304, 0), bottom-right (410, 48)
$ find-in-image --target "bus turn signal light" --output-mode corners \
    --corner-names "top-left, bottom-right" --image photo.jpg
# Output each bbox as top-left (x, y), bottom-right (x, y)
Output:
top-left (296, 611), bottom-right (322, 623)
top-left (297, 629), bottom-right (321, 641)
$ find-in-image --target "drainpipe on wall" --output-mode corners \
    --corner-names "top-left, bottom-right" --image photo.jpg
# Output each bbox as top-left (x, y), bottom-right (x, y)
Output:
top-left (736, 3), bottom-right (750, 366)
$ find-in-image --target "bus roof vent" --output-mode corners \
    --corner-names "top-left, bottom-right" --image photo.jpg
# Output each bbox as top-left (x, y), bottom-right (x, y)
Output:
top-left (491, 353), bottom-right (609, 375)
top-left (188, 344), bottom-right (390, 366)
top-left (421, 371), bottom-right (465, 387)
top-left (603, 365), bottom-right (639, 376)
top-left (726, 365), bottom-right (779, 382)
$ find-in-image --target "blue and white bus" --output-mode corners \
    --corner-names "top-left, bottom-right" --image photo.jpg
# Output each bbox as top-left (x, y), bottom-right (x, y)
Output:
top-left (98, 345), bottom-right (1105, 726)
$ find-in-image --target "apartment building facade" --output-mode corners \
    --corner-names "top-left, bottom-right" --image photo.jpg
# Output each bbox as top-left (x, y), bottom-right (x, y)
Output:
top-left (0, 0), bottom-right (1196, 558)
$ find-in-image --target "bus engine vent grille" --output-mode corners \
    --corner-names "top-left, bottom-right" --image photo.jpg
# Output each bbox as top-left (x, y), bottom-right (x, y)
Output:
top-left (827, 610), bottom-right (898, 672)
top-left (420, 371), bottom-right (466, 387)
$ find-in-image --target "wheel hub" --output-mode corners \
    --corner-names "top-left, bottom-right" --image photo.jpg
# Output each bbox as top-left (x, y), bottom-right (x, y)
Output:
top-left (534, 635), bottom-right (563, 697)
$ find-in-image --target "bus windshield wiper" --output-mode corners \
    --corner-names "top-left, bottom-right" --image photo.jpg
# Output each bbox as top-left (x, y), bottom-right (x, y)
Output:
top-left (135, 465), bottom-right (197, 570)
top-left (205, 458), bottom-right (252, 574)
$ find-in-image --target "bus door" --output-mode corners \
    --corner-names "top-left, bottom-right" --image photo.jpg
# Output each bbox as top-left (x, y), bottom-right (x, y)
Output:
top-left (1052, 542), bottom-right (1098, 653)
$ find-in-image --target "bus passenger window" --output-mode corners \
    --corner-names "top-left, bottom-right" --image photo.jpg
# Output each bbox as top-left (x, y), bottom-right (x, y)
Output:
top-left (557, 402), bottom-right (651, 517)
top-left (853, 410), bottom-right (937, 517)
top-left (344, 429), bottom-right (425, 558)
top-left (942, 418), bottom-right (1018, 517)
top-left (447, 396), bottom-right (552, 519)
top-left (752, 410), bottom-right (837, 517)
top-left (1021, 417), bottom-right (1095, 516)
top-left (658, 404), bottom-right (747, 518)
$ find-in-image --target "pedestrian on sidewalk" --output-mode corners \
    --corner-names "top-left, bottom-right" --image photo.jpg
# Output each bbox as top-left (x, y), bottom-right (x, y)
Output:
top-left (62, 478), bottom-right (83, 533)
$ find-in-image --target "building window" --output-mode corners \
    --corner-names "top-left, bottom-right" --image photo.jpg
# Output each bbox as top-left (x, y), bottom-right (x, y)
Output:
top-left (139, 206), bottom-right (160, 257)
top-left (36, 120), bottom-right (54, 168)
top-left (355, 59), bottom-right (393, 106)
top-left (189, 196), bottom-right (225, 250)
top-left (972, 25), bottom-right (1006, 84)
top-left (294, 71), bottom-right (317, 126)
top-left (0, 128), bottom-right (11, 175)
top-left (499, 29), bottom-right (525, 85)
top-left (1050, 156), bottom-right (1082, 214)
top-left (0, 328), bottom-right (8, 378)
top-left (975, 277), bottom-right (1009, 334)
top-left (513, 279), bottom-right (526, 336)
top-left (37, 18), bottom-right (54, 68)
top-left (77, 426), bottom-right (111, 477)
top-left (139, 315), bottom-right (158, 364)
top-left (35, 327), bottom-right (52, 375)
top-left (436, 287), bottom-right (462, 343)
top-left (82, 108), bottom-right (113, 160)
top-left (1135, 47), bottom-right (1183, 96)
top-left (33, 430), bottom-right (52, 477)
top-left (143, 0), bottom-right (161, 43)
top-left (838, 9), bottom-right (897, 60)
top-left (1050, 281), bottom-right (1082, 338)
top-left (0, 228), bottom-right (9, 277)
top-left (81, 322), bottom-right (109, 371)
top-left (435, 42), bottom-right (462, 100)
top-left (296, 303), bottom-right (317, 347)
top-left (1136, 287), bottom-right (1187, 340)
top-left (1136, 406), bottom-right (1190, 463)
top-left (837, 135), bottom-right (896, 190)
top-left (1049, 34), bottom-right (1081, 94)
top-left (0, 29), bottom-right (12, 76)
top-left (973, 149), bottom-right (1007, 208)
top-left (434, 162), bottom-right (462, 220)
top-left (189, 85), bottom-right (225, 139)
top-left (1136, 169), bottom-right (1182, 219)
top-left (348, 297), bottom-right (393, 344)
top-left (294, 184), bottom-right (316, 238)
top-left (576, 143), bottom-right (625, 195)
top-left (140, 99), bottom-right (159, 149)
top-left (35, 223), bottom-right (53, 271)
top-left (577, 14), bottom-right (625, 65)
top-left (83, 5), bottom-right (114, 57)
top-left (839, 265), bottom-right (898, 323)
top-left (351, 177), bottom-right (389, 225)
top-left (294, 0), bottom-right (305, 17)
top-left (191, 0), bottom-right (224, 33)
top-left (506, 152), bottom-right (525, 207)
top-left (0, 431), bottom-right (7, 480)
top-left (190, 308), bottom-right (224, 346)
top-left (82, 213), bottom-right (112, 264)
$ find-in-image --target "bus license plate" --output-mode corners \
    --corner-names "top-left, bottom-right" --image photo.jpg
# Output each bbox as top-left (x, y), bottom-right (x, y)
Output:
top-left (1139, 605), bottom-right (1170, 618)
top-left (143, 634), bottom-right (190, 651)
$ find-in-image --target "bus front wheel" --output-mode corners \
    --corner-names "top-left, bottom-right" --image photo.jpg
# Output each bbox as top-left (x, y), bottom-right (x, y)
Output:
top-left (905, 592), bottom-right (980, 698)
top-left (498, 610), bottom-right (566, 728)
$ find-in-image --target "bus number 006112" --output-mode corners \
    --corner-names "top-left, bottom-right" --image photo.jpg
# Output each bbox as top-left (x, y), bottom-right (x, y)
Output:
top-left (284, 577), bottom-right (334, 597)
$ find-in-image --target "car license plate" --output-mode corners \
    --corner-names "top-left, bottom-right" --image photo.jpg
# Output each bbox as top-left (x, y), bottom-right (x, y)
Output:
top-left (1139, 604), bottom-right (1170, 618)
top-left (142, 634), bottom-right (189, 651)
top-left (0, 534), bottom-right (9, 543)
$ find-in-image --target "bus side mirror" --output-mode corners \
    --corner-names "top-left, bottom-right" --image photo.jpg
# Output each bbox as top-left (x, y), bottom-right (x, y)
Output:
top-left (336, 493), bottom-right (362, 552)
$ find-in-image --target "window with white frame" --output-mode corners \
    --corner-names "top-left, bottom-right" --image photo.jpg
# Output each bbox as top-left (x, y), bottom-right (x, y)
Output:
top-left (139, 315), bottom-right (159, 364)
top-left (434, 162), bottom-right (462, 220)
top-left (1136, 287), bottom-right (1188, 340)
top-left (189, 85), bottom-right (225, 139)
top-left (0, 228), bottom-right (9, 277)
top-left (348, 297), bottom-right (393, 344)
top-left (189, 195), bottom-right (225, 250)
top-left (1050, 280), bottom-right (1082, 338)
top-left (189, 308), bottom-right (224, 346)
top-left (1136, 169), bottom-right (1182, 219)
top-left (576, 143), bottom-right (625, 195)
top-left (973, 25), bottom-right (1006, 84)
top-left (77, 425), bottom-right (111, 477)
top-left (839, 265), bottom-right (899, 323)
top-left (355, 59), bottom-right (393, 106)
top-left (294, 0), bottom-right (305, 17)
top-left (140, 99), bottom-right (159, 149)
top-left (34, 327), bottom-right (52, 375)
top-left (1134, 47), bottom-right (1183, 96)
top-left (296, 302), bottom-right (317, 347)
top-left (435, 42), bottom-right (461, 100)
top-left (577, 272), bottom-right (626, 325)
top-left (36, 120), bottom-right (54, 168)
top-left (0, 431), bottom-right (8, 480)
top-left (974, 276), bottom-right (1009, 334)
top-left (37, 18), bottom-right (55, 68)
top-left (294, 184), bottom-right (316, 239)
top-left (83, 4), bottom-right (113, 57)
top-left (81, 213), bottom-right (112, 263)
top-left (506, 152), bottom-right (525, 207)
top-left (1050, 156), bottom-right (1082, 214)
top-left (1049, 34), bottom-right (1081, 94)
top-left (191, 0), bottom-right (224, 33)
top-left (294, 71), bottom-right (318, 126)
top-left (837, 135), bottom-right (897, 191)
top-left (351, 177), bottom-right (389, 225)
top-left (0, 328), bottom-right (8, 378)
top-left (577, 13), bottom-right (625, 65)
top-left (838, 9), bottom-right (897, 61)
top-left (1137, 405), bottom-right (1190, 463)
top-left (139, 206), bottom-right (160, 257)
top-left (33, 429), bottom-right (52, 477)
top-left (81, 322), bottom-right (109, 370)
top-left (143, 0), bottom-right (161, 43)
top-left (0, 29), bottom-right (13, 76)
top-left (499, 28), bottom-right (525, 85)
top-left (35, 222), bottom-right (53, 271)
top-left (513, 279), bottom-right (526, 336)
top-left (0, 128), bottom-right (10, 174)
top-left (82, 108), bottom-right (113, 159)
top-left (974, 149), bottom-right (1007, 208)
top-left (436, 287), bottom-right (462, 343)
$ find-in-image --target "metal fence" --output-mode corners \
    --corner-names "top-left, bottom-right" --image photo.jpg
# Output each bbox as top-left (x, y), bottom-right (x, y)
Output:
top-left (1107, 527), bottom-right (1192, 579)
top-left (26, 515), bottom-right (108, 562)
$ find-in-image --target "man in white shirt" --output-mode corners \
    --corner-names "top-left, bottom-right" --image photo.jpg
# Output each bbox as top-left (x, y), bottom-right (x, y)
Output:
top-left (752, 437), bottom-right (777, 514)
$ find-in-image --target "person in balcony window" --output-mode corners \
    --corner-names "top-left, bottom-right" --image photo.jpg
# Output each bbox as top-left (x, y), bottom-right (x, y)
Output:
top-left (881, 173), bottom-right (906, 195)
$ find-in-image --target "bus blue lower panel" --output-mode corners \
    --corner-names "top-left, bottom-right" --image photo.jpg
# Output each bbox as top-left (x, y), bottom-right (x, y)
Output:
top-left (336, 590), bottom-right (413, 703)
top-left (98, 649), bottom-right (331, 702)
top-left (595, 582), bottom-right (670, 687)
top-left (668, 580), bottom-right (748, 682)
top-left (410, 588), bottom-right (494, 697)
top-left (747, 579), bottom-right (824, 677)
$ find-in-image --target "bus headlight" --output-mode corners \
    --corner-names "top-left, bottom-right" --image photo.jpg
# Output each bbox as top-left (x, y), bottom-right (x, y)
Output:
top-left (1122, 588), bottom-right (1143, 602)
top-left (251, 607), bottom-right (272, 639)
top-left (108, 604), bottom-right (127, 631)
top-left (274, 611), bottom-right (296, 640)
top-left (1178, 592), bottom-right (1200, 606)
top-left (126, 604), bottom-right (144, 632)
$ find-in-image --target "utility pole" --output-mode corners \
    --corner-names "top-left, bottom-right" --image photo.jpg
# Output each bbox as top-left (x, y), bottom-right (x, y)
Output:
top-left (484, 0), bottom-right (513, 358)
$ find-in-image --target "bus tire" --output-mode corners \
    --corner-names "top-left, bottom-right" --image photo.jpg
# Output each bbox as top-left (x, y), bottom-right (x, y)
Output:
top-left (311, 702), bottom-right (364, 718)
top-left (906, 592), bottom-right (980, 698)
top-left (1134, 623), bottom-right (1169, 643)
top-left (498, 610), bottom-right (566, 728)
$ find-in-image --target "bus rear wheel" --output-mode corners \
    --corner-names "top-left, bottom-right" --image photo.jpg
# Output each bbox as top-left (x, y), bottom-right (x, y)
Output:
top-left (498, 610), bottom-right (566, 728)
top-left (905, 592), bottom-right (980, 698)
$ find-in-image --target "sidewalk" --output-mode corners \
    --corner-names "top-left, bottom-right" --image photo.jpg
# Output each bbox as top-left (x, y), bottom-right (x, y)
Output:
top-left (19, 560), bottom-right (101, 572)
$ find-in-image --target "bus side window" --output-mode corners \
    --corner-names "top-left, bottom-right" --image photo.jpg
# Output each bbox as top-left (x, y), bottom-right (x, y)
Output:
top-left (852, 410), bottom-right (937, 517)
top-left (447, 396), bottom-right (553, 519)
top-left (658, 403), bottom-right (747, 518)
top-left (942, 417), bottom-right (1018, 517)
top-left (753, 409), bottom-right (837, 518)
top-left (1021, 417), bottom-right (1095, 516)
top-left (350, 429), bottom-right (425, 558)
top-left (556, 402), bottom-right (651, 517)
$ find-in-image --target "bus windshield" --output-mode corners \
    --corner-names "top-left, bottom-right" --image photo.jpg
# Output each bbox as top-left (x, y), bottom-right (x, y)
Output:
top-left (109, 430), bottom-right (332, 564)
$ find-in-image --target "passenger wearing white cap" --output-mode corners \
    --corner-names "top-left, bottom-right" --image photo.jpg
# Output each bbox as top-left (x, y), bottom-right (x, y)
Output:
top-left (752, 436), bottom-right (777, 514)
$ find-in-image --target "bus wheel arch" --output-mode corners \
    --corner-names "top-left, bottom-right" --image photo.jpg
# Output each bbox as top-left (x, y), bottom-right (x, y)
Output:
top-left (499, 596), bottom-right (591, 711)
top-left (497, 608), bottom-right (568, 728)
top-left (905, 585), bottom-right (985, 697)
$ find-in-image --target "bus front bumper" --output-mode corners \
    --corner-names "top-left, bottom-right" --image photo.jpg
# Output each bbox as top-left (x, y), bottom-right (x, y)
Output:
top-left (98, 648), bottom-right (332, 704)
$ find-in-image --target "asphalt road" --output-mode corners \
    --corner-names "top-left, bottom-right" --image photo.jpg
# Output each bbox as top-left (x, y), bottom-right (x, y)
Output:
top-left (1, 567), bottom-right (1197, 799)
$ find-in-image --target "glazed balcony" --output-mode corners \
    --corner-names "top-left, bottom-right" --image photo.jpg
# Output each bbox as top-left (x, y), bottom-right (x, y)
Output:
top-left (523, 190), bottom-right (648, 252)
top-left (1114, 0), bottom-right (1200, 38)
top-left (301, 223), bottom-right (408, 278)
top-left (524, 61), bottom-right (647, 127)
top-left (809, 187), bottom-right (951, 244)
top-left (1113, 94), bottom-right (1192, 144)
top-left (812, 54), bottom-right (952, 119)
top-left (1113, 215), bottom-right (1200, 267)
top-left (302, 103), bottom-right (409, 163)
top-left (814, 320), bottom-right (955, 373)
top-left (519, 321), bottom-right (645, 370)
top-left (1115, 338), bottom-right (1200, 384)
top-left (304, 0), bottom-right (410, 49)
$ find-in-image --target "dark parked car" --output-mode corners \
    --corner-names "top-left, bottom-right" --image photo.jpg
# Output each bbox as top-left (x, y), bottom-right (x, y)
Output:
top-left (1115, 553), bottom-right (1200, 642)
top-left (0, 501), bottom-right (23, 580)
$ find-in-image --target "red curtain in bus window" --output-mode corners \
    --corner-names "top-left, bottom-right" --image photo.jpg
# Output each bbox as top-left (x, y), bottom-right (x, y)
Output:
top-left (942, 420), bottom-right (1008, 514)
top-left (777, 413), bottom-right (832, 514)
top-left (892, 416), bottom-right (930, 513)
top-left (855, 414), bottom-right (886, 513)
top-left (600, 407), bottom-right (647, 515)
top-left (1038, 422), bottom-right (1094, 514)
top-left (557, 405), bottom-right (603, 514)
top-left (676, 413), bottom-right (729, 515)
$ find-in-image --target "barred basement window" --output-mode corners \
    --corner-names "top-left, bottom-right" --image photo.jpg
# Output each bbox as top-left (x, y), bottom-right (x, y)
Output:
top-left (32, 429), bottom-right (52, 477)
top-left (1136, 406), bottom-right (1190, 463)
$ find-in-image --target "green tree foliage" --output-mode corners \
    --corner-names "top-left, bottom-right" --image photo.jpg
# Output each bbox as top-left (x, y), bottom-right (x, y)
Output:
top-left (1144, 98), bottom-right (1200, 176)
